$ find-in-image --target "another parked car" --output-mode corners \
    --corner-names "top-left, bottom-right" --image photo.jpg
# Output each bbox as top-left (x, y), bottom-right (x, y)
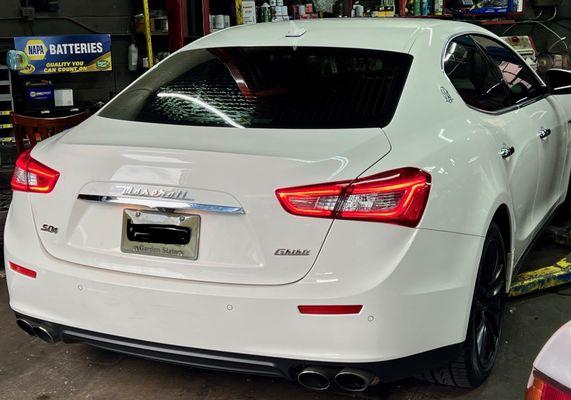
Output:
top-left (526, 321), bottom-right (571, 399)
top-left (5, 19), bottom-right (571, 392)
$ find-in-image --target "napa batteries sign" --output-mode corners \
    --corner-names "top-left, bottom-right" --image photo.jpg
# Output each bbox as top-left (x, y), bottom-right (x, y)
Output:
top-left (14, 34), bottom-right (112, 75)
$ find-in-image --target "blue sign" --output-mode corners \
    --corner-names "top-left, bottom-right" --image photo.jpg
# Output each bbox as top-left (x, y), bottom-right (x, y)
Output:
top-left (25, 87), bottom-right (54, 101)
top-left (13, 34), bottom-right (112, 75)
top-left (467, 0), bottom-right (516, 14)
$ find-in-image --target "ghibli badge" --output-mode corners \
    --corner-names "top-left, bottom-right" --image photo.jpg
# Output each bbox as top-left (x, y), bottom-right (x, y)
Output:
top-left (275, 249), bottom-right (311, 256)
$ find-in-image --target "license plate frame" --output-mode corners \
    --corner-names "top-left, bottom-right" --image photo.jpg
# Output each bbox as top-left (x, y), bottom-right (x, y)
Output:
top-left (121, 209), bottom-right (200, 260)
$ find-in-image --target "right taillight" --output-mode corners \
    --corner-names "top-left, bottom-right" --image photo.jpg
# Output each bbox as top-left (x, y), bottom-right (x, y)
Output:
top-left (11, 149), bottom-right (60, 193)
top-left (526, 373), bottom-right (571, 400)
top-left (276, 168), bottom-right (431, 227)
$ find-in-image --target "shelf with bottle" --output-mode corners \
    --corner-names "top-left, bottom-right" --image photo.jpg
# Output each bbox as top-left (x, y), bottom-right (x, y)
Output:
top-left (254, 1), bottom-right (396, 21)
top-left (203, 0), bottom-right (525, 37)
top-left (205, 0), bottom-right (446, 34)
top-left (371, 0), bottom-right (524, 19)
top-left (209, 0), bottom-right (399, 32)
top-left (205, 1), bottom-right (316, 34)
top-left (399, 0), bottom-right (448, 17)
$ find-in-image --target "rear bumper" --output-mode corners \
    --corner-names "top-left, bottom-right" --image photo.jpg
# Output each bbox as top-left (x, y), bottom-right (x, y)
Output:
top-left (14, 313), bottom-right (462, 382)
top-left (5, 194), bottom-right (485, 375)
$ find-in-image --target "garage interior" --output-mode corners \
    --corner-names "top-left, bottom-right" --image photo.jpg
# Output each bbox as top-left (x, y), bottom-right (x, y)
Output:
top-left (1, 1), bottom-right (571, 400)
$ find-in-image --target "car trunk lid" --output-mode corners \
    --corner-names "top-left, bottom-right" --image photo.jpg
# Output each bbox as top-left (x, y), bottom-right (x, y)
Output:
top-left (28, 116), bottom-right (391, 285)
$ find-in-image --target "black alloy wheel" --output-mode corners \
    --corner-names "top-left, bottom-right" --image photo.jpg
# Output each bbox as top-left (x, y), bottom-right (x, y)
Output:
top-left (420, 222), bottom-right (507, 388)
top-left (472, 231), bottom-right (506, 373)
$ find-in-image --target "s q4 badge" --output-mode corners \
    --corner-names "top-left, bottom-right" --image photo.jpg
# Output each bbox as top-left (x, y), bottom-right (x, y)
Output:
top-left (275, 249), bottom-right (311, 256)
top-left (41, 224), bottom-right (58, 234)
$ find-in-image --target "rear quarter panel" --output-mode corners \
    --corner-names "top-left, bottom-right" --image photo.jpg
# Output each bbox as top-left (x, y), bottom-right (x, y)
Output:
top-left (373, 27), bottom-right (513, 238)
top-left (366, 27), bottom-right (517, 280)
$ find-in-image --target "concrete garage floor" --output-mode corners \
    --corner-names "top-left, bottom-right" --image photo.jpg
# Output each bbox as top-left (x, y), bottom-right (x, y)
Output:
top-left (0, 259), bottom-right (570, 400)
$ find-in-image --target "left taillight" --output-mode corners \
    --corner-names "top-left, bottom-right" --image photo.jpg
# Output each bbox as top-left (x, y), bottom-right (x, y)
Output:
top-left (276, 168), bottom-right (431, 227)
top-left (526, 372), bottom-right (571, 400)
top-left (11, 149), bottom-right (60, 193)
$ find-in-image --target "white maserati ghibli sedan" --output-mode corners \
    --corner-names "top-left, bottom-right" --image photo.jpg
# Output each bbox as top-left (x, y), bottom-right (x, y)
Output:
top-left (6, 19), bottom-right (571, 392)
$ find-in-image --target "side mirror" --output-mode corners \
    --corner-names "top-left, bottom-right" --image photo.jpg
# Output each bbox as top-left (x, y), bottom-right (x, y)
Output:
top-left (545, 68), bottom-right (571, 95)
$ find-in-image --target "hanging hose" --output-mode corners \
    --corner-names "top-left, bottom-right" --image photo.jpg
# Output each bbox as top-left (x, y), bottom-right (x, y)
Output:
top-left (502, 18), bottom-right (569, 53)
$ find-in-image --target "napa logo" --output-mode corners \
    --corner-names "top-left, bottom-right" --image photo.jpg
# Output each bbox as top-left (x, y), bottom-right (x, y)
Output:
top-left (24, 39), bottom-right (47, 61)
top-left (96, 59), bottom-right (110, 70)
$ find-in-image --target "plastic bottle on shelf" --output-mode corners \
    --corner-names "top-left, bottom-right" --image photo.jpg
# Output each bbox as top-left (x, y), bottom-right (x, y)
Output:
top-left (421, 0), bottom-right (428, 15)
top-left (269, 0), bottom-right (277, 20)
top-left (261, 2), bottom-right (271, 22)
top-left (434, 0), bottom-right (443, 15)
top-left (128, 39), bottom-right (138, 72)
top-left (413, 0), bottom-right (421, 16)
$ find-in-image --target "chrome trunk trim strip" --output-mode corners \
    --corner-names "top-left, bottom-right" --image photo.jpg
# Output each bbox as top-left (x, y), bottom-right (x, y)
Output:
top-left (77, 194), bottom-right (245, 214)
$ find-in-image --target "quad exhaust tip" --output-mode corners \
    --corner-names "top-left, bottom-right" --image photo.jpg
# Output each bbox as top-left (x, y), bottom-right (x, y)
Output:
top-left (297, 367), bottom-right (332, 391)
top-left (15, 319), bottom-right (57, 343)
top-left (334, 368), bottom-right (380, 392)
top-left (297, 366), bottom-right (379, 392)
top-left (16, 318), bottom-right (35, 336)
top-left (32, 326), bottom-right (56, 344)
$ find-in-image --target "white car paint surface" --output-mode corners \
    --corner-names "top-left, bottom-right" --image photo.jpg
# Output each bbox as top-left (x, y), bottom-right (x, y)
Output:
top-left (5, 19), bottom-right (571, 388)
top-left (527, 321), bottom-right (571, 396)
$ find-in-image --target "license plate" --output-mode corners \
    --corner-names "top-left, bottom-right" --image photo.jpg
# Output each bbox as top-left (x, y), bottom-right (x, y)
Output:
top-left (121, 209), bottom-right (200, 260)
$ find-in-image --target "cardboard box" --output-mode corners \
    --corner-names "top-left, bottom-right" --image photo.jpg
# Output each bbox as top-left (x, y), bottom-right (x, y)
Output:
top-left (55, 88), bottom-right (74, 107)
top-left (242, 1), bottom-right (257, 24)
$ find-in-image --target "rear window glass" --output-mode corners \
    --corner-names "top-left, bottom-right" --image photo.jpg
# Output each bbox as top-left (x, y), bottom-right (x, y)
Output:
top-left (99, 47), bottom-right (412, 129)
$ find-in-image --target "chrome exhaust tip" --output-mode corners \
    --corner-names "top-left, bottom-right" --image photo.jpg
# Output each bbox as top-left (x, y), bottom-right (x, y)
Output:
top-left (334, 368), bottom-right (379, 392)
top-left (32, 325), bottom-right (56, 344)
top-left (16, 319), bottom-right (35, 336)
top-left (297, 366), bottom-right (332, 391)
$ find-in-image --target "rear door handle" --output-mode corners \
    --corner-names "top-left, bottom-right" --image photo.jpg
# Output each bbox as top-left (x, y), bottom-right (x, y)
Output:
top-left (538, 127), bottom-right (552, 139)
top-left (500, 145), bottom-right (515, 159)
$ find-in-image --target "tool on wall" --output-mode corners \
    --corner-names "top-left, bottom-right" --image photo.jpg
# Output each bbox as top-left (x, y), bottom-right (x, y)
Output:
top-left (142, 0), bottom-right (154, 69)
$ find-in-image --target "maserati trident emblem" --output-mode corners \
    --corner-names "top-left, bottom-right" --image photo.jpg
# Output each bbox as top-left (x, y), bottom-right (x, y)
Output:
top-left (118, 185), bottom-right (190, 200)
top-left (440, 86), bottom-right (453, 103)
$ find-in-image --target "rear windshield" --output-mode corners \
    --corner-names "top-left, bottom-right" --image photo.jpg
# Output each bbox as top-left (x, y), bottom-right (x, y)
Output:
top-left (100, 47), bottom-right (412, 129)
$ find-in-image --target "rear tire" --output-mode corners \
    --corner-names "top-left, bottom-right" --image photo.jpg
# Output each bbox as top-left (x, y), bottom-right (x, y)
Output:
top-left (419, 222), bottom-right (507, 388)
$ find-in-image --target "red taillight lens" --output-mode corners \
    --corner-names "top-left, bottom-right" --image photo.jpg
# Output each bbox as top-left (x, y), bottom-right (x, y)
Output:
top-left (526, 373), bottom-right (571, 400)
top-left (276, 168), bottom-right (431, 227)
top-left (298, 305), bottom-right (363, 315)
top-left (9, 262), bottom-right (37, 279)
top-left (11, 149), bottom-right (60, 193)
